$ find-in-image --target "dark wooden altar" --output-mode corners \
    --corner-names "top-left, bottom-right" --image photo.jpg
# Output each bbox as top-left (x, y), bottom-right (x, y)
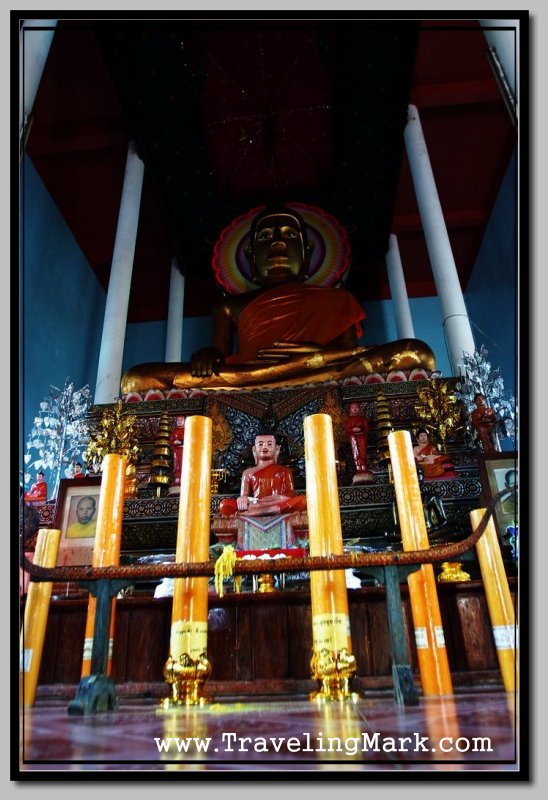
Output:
top-left (36, 377), bottom-right (489, 555)
top-left (28, 377), bottom-right (517, 700)
top-left (34, 578), bottom-right (515, 697)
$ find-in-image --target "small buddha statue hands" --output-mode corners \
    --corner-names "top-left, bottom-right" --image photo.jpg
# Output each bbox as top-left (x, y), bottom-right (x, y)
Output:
top-left (121, 205), bottom-right (436, 394)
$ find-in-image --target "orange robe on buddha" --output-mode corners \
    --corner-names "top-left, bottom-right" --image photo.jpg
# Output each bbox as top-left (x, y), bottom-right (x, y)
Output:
top-left (225, 283), bottom-right (365, 363)
top-left (120, 282), bottom-right (436, 392)
top-left (24, 480), bottom-right (47, 503)
top-left (344, 413), bottom-right (370, 472)
top-left (414, 442), bottom-right (450, 479)
top-left (219, 463), bottom-right (307, 516)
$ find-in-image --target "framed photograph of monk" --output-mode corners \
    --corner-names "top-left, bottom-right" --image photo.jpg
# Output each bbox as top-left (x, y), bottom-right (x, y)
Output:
top-left (53, 477), bottom-right (101, 566)
top-left (477, 452), bottom-right (518, 541)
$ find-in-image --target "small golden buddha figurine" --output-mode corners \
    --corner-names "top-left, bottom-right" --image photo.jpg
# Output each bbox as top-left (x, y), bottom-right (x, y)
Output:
top-left (437, 562), bottom-right (471, 583)
top-left (121, 205), bottom-right (435, 394)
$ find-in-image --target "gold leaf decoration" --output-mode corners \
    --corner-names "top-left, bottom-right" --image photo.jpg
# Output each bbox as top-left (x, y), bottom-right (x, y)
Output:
top-left (83, 398), bottom-right (141, 473)
top-left (209, 399), bottom-right (234, 454)
top-left (414, 379), bottom-right (466, 452)
top-left (318, 389), bottom-right (346, 449)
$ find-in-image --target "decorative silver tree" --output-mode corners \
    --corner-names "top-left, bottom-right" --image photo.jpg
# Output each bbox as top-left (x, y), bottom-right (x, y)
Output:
top-left (23, 379), bottom-right (92, 501)
top-left (456, 345), bottom-right (518, 449)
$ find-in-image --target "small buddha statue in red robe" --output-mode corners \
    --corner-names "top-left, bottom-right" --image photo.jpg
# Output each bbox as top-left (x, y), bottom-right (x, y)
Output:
top-left (219, 432), bottom-right (306, 517)
top-left (344, 401), bottom-right (374, 483)
top-left (470, 393), bottom-right (498, 454)
top-left (24, 471), bottom-right (48, 504)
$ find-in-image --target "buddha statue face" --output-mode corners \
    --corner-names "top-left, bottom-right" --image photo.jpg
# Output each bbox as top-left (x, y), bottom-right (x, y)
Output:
top-left (247, 208), bottom-right (312, 286)
top-left (252, 434), bottom-right (281, 464)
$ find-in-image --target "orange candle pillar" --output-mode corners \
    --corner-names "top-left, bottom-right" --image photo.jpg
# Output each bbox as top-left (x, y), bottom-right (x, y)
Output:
top-left (304, 413), bottom-right (357, 702)
top-left (388, 430), bottom-right (453, 696)
top-left (81, 453), bottom-right (127, 677)
top-left (471, 508), bottom-right (517, 692)
top-left (162, 415), bottom-right (212, 707)
top-left (20, 528), bottom-right (61, 707)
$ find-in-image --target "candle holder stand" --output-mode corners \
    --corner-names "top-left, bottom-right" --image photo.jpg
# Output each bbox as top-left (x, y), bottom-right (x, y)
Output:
top-left (67, 577), bottom-right (132, 715)
top-left (161, 653), bottom-right (212, 708)
top-left (310, 647), bottom-right (358, 703)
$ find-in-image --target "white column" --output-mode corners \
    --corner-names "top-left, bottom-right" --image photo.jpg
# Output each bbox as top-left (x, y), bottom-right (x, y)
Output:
top-left (479, 19), bottom-right (518, 110)
top-left (20, 19), bottom-right (58, 140)
top-left (404, 104), bottom-right (476, 376)
top-left (385, 234), bottom-right (415, 339)
top-left (165, 258), bottom-right (185, 362)
top-left (94, 140), bottom-right (144, 404)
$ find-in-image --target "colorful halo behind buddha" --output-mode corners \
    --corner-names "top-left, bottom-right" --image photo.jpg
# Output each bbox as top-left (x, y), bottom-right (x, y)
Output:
top-left (212, 202), bottom-right (351, 294)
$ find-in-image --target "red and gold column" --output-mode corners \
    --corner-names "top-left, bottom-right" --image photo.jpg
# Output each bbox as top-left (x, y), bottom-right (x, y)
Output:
top-left (471, 508), bottom-right (517, 692)
top-left (162, 414), bottom-right (212, 707)
top-left (388, 430), bottom-right (453, 696)
top-left (20, 528), bottom-right (61, 707)
top-left (81, 453), bottom-right (127, 677)
top-left (304, 413), bottom-right (357, 702)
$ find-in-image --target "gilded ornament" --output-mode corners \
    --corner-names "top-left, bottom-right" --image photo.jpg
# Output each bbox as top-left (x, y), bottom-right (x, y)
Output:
top-left (161, 652), bottom-right (212, 707)
top-left (318, 389), bottom-right (347, 449)
top-left (310, 647), bottom-right (358, 703)
top-left (83, 398), bottom-right (141, 474)
top-left (437, 562), bottom-right (471, 583)
top-left (305, 353), bottom-right (326, 369)
top-left (208, 398), bottom-right (234, 454)
top-left (414, 379), bottom-right (466, 452)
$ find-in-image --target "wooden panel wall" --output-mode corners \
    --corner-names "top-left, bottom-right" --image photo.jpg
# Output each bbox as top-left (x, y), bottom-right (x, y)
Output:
top-left (32, 580), bottom-right (514, 693)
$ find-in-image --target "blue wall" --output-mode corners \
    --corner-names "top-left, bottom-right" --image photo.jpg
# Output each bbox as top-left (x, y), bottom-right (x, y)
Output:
top-left (21, 157), bottom-right (106, 492)
top-left (360, 296), bottom-right (451, 377)
top-left (121, 317), bottom-right (212, 374)
top-left (465, 151), bottom-right (517, 396)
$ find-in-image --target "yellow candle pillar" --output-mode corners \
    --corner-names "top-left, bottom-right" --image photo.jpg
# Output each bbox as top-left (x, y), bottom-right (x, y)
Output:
top-left (304, 413), bottom-right (356, 700)
top-left (471, 508), bottom-right (517, 692)
top-left (20, 528), bottom-right (61, 707)
top-left (163, 415), bottom-right (212, 706)
top-left (388, 430), bottom-right (453, 696)
top-left (81, 453), bottom-right (127, 677)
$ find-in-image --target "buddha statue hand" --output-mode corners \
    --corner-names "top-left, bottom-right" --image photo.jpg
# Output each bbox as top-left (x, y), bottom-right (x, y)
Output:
top-left (256, 341), bottom-right (325, 361)
top-left (190, 347), bottom-right (226, 378)
top-left (236, 495), bottom-right (252, 511)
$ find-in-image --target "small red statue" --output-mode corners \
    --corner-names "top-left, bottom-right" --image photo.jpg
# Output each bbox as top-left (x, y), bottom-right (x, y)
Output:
top-left (219, 432), bottom-right (306, 517)
top-left (170, 416), bottom-right (186, 487)
top-left (413, 429), bottom-right (453, 479)
top-left (24, 471), bottom-right (48, 504)
top-left (470, 393), bottom-right (498, 454)
top-left (344, 402), bottom-right (374, 483)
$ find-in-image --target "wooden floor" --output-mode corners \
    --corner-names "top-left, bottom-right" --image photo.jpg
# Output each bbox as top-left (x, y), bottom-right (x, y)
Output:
top-left (18, 687), bottom-right (520, 776)
top-left (19, 578), bottom-right (521, 778)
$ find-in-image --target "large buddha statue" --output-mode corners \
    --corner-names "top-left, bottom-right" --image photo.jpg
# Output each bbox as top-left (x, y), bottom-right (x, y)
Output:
top-left (121, 205), bottom-right (435, 394)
